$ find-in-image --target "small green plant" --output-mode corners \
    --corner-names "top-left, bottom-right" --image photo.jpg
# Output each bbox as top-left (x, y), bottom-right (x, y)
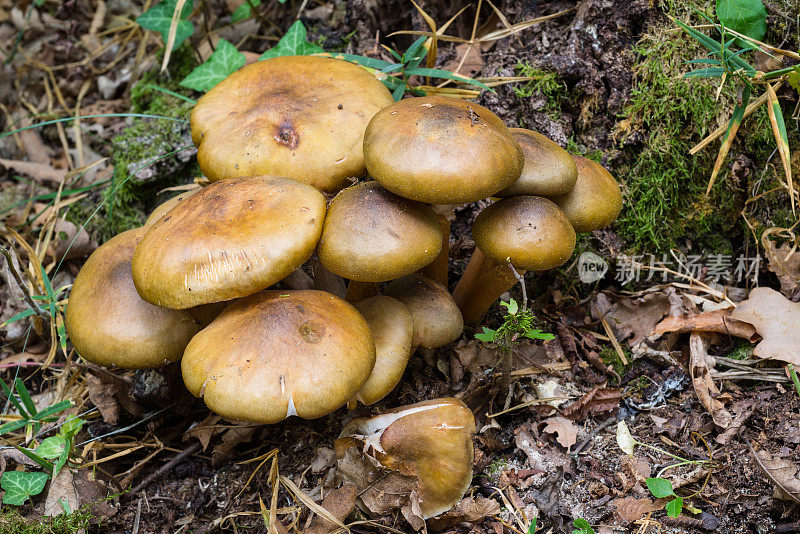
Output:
top-left (572, 518), bottom-right (595, 534)
top-left (137, 0), bottom-right (194, 51)
top-left (0, 378), bottom-right (82, 506)
top-left (616, 421), bottom-right (713, 518)
top-left (788, 364), bottom-right (800, 399)
top-left (476, 295), bottom-right (554, 394)
top-left (527, 516), bottom-right (537, 533)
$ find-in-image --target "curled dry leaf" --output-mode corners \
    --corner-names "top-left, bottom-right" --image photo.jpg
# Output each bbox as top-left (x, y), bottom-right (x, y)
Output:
top-left (427, 496), bottom-right (501, 531)
top-left (562, 387), bottom-right (620, 421)
top-left (541, 416), bottom-right (579, 451)
top-left (689, 333), bottom-right (733, 429)
top-left (591, 291), bottom-right (671, 347)
top-left (304, 483), bottom-right (357, 534)
top-left (761, 228), bottom-right (800, 298)
top-left (653, 308), bottom-right (758, 341)
top-left (731, 287), bottom-right (800, 366)
top-left (612, 497), bottom-right (662, 525)
top-left (749, 442), bottom-right (800, 503)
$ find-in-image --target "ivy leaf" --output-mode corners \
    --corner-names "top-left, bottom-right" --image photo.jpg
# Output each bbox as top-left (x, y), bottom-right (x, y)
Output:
top-left (1, 471), bottom-right (48, 505)
top-left (665, 497), bottom-right (684, 518)
top-left (716, 0), bottom-right (767, 42)
top-left (646, 477), bottom-right (676, 499)
top-left (180, 39), bottom-right (246, 92)
top-left (35, 436), bottom-right (67, 460)
top-left (59, 416), bottom-right (84, 442)
top-left (137, 0), bottom-right (194, 51)
top-left (571, 518), bottom-right (595, 534)
top-left (259, 21), bottom-right (323, 60)
top-left (231, 0), bottom-right (260, 23)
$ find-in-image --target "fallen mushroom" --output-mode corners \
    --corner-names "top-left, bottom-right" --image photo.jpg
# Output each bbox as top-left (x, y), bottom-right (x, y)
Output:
top-left (336, 398), bottom-right (476, 519)
top-left (352, 295), bottom-right (414, 405)
top-left (317, 181), bottom-right (442, 283)
top-left (182, 290), bottom-right (376, 423)
top-left (190, 55), bottom-right (394, 192)
top-left (453, 196), bottom-right (576, 323)
top-left (65, 227), bottom-right (210, 369)
top-left (496, 128), bottom-right (577, 197)
top-left (132, 175), bottom-right (326, 309)
top-left (385, 274), bottom-right (464, 349)
top-left (548, 155), bottom-right (622, 233)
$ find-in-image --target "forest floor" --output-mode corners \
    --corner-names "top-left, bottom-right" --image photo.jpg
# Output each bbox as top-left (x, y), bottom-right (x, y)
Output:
top-left (0, 0), bottom-right (799, 533)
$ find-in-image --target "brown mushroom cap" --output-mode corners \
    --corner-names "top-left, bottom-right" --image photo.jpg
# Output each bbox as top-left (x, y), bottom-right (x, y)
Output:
top-left (190, 56), bottom-right (394, 192)
top-left (317, 181), bottom-right (442, 282)
top-left (549, 155), bottom-right (622, 233)
top-left (363, 95), bottom-right (523, 204)
top-left (337, 398), bottom-right (476, 519)
top-left (144, 185), bottom-right (202, 226)
top-left (353, 296), bottom-right (414, 405)
top-left (65, 228), bottom-right (207, 369)
top-left (132, 176), bottom-right (326, 309)
top-left (385, 274), bottom-right (463, 348)
top-left (182, 290), bottom-right (376, 423)
top-left (496, 129), bottom-right (578, 197)
top-left (473, 196), bottom-right (576, 271)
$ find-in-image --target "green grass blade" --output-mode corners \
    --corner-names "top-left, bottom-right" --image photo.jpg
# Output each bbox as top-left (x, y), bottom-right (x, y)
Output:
top-left (0, 309), bottom-right (36, 327)
top-left (139, 84), bottom-right (196, 104)
top-left (1, 113), bottom-right (189, 139)
top-left (9, 443), bottom-right (53, 472)
top-left (403, 67), bottom-right (492, 90)
top-left (32, 400), bottom-right (73, 421)
top-left (0, 420), bottom-right (30, 435)
top-left (683, 67), bottom-right (726, 78)
top-left (0, 179), bottom-right (111, 217)
top-left (14, 379), bottom-right (37, 419)
top-left (322, 53), bottom-right (392, 70)
top-left (0, 379), bottom-right (29, 419)
top-left (403, 36), bottom-right (427, 63)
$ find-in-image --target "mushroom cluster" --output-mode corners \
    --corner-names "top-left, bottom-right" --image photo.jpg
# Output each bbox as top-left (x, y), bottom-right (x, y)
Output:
top-left (64, 54), bottom-right (622, 521)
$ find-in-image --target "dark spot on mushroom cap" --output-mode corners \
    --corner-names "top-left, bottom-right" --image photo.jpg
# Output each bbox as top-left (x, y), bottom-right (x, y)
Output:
top-left (275, 118), bottom-right (299, 149)
top-left (299, 320), bottom-right (325, 343)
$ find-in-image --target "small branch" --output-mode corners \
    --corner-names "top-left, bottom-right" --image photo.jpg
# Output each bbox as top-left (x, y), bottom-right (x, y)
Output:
top-left (0, 244), bottom-right (49, 322)
top-left (506, 260), bottom-right (527, 311)
top-left (131, 441), bottom-right (202, 493)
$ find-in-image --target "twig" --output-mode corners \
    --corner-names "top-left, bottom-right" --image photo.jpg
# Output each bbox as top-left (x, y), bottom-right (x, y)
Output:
top-left (131, 441), bottom-right (202, 494)
top-left (573, 417), bottom-right (616, 454)
top-left (0, 244), bottom-right (49, 322)
top-left (507, 260), bottom-right (527, 311)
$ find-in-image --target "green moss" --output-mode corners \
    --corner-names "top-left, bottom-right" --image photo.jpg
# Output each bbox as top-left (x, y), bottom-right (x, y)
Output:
top-left (614, 5), bottom-right (795, 255)
top-left (513, 62), bottom-right (566, 119)
top-left (600, 346), bottom-right (630, 377)
top-left (0, 509), bottom-right (93, 534)
top-left (66, 45), bottom-right (200, 242)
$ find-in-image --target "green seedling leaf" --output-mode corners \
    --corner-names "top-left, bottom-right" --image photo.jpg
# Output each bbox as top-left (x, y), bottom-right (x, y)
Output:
top-left (475, 327), bottom-right (498, 343)
top-left (15, 379), bottom-right (37, 419)
top-left (673, 18), bottom-right (755, 75)
top-left (1, 471), bottom-right (48, 505)
top-left (33, 400), bottom-right (73, 422)
top-left (35, 436), bottom-right (67, 460)
top-left (324, 53), bottom-right (392, 70)
top-left (665, 496), bottom-right (684, 518)
top-left (522, 330), bottom-right (555, 341)
top-left (716, 0), bottom-right (767, 42)
top-left (572, 518), bottom-right (595, 534)
top-left (260, 21), bottom-right (323, 60)
top-left (616, 421), bottom-right (636, 456)
top-left (788, 67), bottom-right (800, 92)
top-left (501, 299), bottom-right (519, 315)
top-left (137, 0), bottom-right (194, 51)
top-left (0, 379), bottom-right (30, 419)
top-left (528, 517), bottom-right (537, 533)
top-left (646, 477), bottom-right (676, 499)
top-left (0, 420), bottom-right (30, 435)
top-left (180, 39), bottom-right (246, 92)
top-left (683, 67), bottom-right (726, 78)
top-left (403, 67), bottom-right (492, 91)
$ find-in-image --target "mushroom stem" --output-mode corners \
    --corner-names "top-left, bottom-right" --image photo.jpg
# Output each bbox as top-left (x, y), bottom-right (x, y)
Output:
top-left (419, 215), bottom-right (450, 286)
top-left (345, 280), bottom-right (380, 302)
top-left (311, 258), bottom-right (346, 299)
top-left (452, 248), bottom-right (527, 324)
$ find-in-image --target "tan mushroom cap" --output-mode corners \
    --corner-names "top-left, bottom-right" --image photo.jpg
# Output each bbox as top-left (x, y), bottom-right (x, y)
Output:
top-left (353, 296), bottom-right (414, 405)
top-left (385, 274), bottom-right (463, 348)
top-left (317, 181), bottom-right (442, 282)
top-left (132, 176), bottom-right (326, 309)
top-left (364, 95), bottom-right (523, 204)
top-left (337, 398), bottom-right (476, 519)
top-left (182, 290), bottom-right (376, 423)
top-left (496, 129), bottom-right (578, 197)
top-left (473, 196), bottom-right (576, 271)
top-left (190, 55), bottom-right (394, 192)
top-left (144, 185), bottom-right (202, 226)
top-left (65, 228), bottom-right (207, 369)
top-left (550, 155), bottom-right (622, 233)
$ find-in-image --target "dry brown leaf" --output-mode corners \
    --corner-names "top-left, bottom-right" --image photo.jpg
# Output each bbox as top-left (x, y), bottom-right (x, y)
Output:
top-left (44, 468), bottom-right (79, 517)
top-left (212, 424), bottom-right (257, 465)
top-left (612, 497), bottom-right (662, 525)
top-left (183, 413), bottom-right (222, 451)
top-left (562, 387), bottom-right (620, 421)
top-left (591, 292), bottom-right (671, 347)
top-left (86, 373), bottom-right (120, 425)
top-left (762, 234), bottom-right (800, 297)
top-left (689, 333), bottom-right (733, 429)
top-left (427, 496), bottom-right (501, 531)
top-left (0, 158), bottom-right (66, 184)
top-left (749, 443), bottom-right (800, 503)
top-left (653, 308), bottom-right (758, 341)
top-left (441, 43), bottom-right (485, 77)
top-left (731, 287), bottom-right (800, 366)
top-left (541, 416), bottom-right (579, 451)
top-left (305, 483), bottom-right (357, 534)
top-left (47, 219), bottom-right (97, 262)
